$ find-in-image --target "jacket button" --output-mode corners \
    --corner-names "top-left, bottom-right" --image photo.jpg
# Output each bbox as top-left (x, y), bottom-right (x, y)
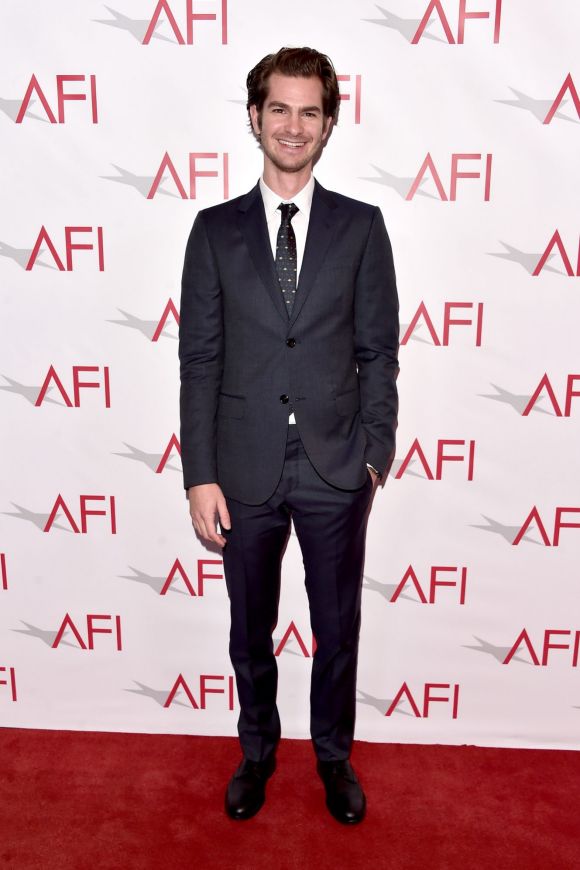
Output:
top-left (279, 394), bottom-right (289, 404)
top-left (286, 338), bottom-right (296, 347)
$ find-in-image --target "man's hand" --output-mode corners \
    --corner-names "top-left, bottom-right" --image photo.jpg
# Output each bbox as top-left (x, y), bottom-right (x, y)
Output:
top-left (367, 466), bottom-right (380, 486)
top-left (188, 483), bottom-right (231, 548)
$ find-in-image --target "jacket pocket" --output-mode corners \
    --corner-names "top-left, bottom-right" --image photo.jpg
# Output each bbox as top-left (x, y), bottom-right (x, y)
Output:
top-left (335, 388), bottom-right (360, 416)
top-left (217, 392), bottom-right (245, 419)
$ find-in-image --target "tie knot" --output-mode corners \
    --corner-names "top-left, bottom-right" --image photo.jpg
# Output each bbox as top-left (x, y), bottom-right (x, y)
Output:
top-left (278, 202), bottom-right (298, 223)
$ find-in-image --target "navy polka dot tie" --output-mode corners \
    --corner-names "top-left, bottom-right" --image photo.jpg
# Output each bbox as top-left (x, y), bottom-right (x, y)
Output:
top-left (276, 202), bottom-right (299, 317)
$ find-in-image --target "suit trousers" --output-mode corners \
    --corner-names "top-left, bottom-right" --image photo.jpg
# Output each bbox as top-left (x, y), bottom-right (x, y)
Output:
top-left (221, 422), bottom-right (373, 763)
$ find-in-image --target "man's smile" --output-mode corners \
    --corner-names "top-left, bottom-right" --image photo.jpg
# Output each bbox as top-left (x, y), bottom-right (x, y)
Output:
top-left (276, 139), bottom-right (307, 148)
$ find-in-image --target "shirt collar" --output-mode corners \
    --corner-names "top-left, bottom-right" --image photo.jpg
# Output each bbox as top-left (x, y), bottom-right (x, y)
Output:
top-left (259, 174), bottom-right (315, 220)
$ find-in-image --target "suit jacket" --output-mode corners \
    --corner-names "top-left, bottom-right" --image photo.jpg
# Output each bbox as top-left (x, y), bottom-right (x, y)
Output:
top-left (179, 179), bottom-right (399, 505)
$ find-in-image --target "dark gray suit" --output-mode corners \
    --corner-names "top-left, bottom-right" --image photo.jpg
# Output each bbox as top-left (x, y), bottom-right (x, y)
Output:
top-left (179, 179), bottom-right (399, 761)
top-left (179, 180), bottom-right (399, 503)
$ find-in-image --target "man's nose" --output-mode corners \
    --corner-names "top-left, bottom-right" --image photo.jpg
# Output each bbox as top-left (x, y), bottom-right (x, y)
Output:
top-left (284, 112), bottom-right (304, 136)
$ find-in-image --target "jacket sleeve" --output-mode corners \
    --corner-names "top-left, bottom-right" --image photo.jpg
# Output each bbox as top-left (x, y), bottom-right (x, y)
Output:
top-left (178, 211), bottom-right (223, 491)
top-left (353, 206), bottom-right (400, 478)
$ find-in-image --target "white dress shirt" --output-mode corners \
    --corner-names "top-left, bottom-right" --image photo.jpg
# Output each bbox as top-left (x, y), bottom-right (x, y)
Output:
top-left (259, 173), bottom-right (314, 279)
top-left (259, 175), bottom-right (314, 424)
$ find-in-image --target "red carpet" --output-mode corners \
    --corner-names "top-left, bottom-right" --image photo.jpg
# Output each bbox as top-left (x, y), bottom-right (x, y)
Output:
top-left (1, 729), bottom-right (578, 869)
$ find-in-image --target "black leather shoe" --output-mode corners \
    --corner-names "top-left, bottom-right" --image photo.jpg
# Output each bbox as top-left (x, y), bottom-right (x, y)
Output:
top-left (225, 755), bottom-right (276, 820)
top-left (317, 759), bottom-right (366, 824)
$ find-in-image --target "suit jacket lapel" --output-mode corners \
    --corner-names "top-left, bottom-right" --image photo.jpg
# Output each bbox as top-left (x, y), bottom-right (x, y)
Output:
top-left (289, 180), bottom-right (337, 328)
top-left (237, 179), bottom-right (338, 327)
top-left (237, 183), bottom-right (288, 323)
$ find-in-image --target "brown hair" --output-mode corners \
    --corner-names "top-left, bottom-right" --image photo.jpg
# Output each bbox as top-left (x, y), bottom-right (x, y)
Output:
top-left (246, 47), bottom-right (340, 129)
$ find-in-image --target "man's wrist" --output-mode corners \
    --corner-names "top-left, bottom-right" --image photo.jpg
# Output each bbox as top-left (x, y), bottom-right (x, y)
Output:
top-left (366, 463), bottom-right (381, 480)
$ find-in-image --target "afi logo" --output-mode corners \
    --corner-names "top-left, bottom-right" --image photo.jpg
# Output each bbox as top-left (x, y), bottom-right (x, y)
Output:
top-left (522, 374), bottom-right (580, 417)
top-left (386, 682), bottom-right (460, 718)
top-left (0, 667), bottom-right (17, 702)
top-left (148, 152), bottom-right (229, 200)
top-left (156, 435), bottom-right (181, 473)
top-left (337, 74), bottom-right (362, 124)
top-left (1, 554), bottom-right (7, 591)
top-left (396, 439), bottom-right (475, 480)
top-left (52, 614), bottom-right (122, 650)
top-left (544, 74), bottom-right (580, 124)
top-left (408, 153), bottom-right (492, 201)
top-left (35, 366), bottom-right (111, 408)
top-left (401, 301), bottom-right (483, 346)
top-left (503, 629), bottom-right (580, 667)
top-left (26, 226), bottom-right (104, 271)
top-left (390, 565), bottom-right (467, 604)
top-left (160, 558), bottom-right (223, 595)
top-left (16, 74), bottom-right (98, 123)
top-left (533, 230), bottom-right (580, 276)
top-left (152, 299), bottom-right (180, 341)
top-left (164, 673), bottom-right (235, 709)
top-left (274, 621), bottom-right (316, 657)
top-left (513, 507), bottom-right (580, 547)
top-left (44, 495), bottom-right (117, 534)
top-left (143, 0), bottom-right (228, 45)
top-left (413, 0), bottom-right (502, 44)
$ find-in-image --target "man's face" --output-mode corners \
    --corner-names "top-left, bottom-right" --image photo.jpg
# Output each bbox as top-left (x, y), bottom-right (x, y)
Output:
top-left (250, 73), bottom-right (332, 175)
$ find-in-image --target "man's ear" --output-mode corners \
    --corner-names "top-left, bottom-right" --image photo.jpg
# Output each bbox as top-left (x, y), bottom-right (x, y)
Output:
top-left (249, 104), bottom-right (261, 138)
top-left (321, 115), bottom-right (333, 141)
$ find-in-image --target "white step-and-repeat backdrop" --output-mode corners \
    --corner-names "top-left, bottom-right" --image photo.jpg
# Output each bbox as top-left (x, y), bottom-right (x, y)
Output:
top-left (1, 0), bottom-right (579, 749)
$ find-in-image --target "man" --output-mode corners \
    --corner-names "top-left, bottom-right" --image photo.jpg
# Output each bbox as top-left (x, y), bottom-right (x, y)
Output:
top-left (179, 47), bottom-right (399, 824)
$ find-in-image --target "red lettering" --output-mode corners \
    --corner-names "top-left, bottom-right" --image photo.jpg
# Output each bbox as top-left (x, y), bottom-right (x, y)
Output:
top-left (16, 75), bottom-right (57, 123)
top-left (435, 440), bottom-right (475, 480)
top-left (143, 1), bottom-right (186, 45)
top-left (533, 230), bottom-right (577, 277)
top-left (423, 683), bottom-right (459, 718)
top-left (385, 682), bottom-right (422, 717)
top-left (430, 566), bottom-right (467, 604)
top-left (56, 75), bottom-right (98, 123)
top-left (413, 1), bottom-right (455, 44)
top-left (44, 495), bottom-right (80, 533)
top-left (542, 630), bottom-right (572, 666)
top-left (522, 373), bottom-right (563, 416)
top-left (565, 375), bottom-right (580, 417)
top-left (86, 614), bottom-right (122, 651)
top-left (395, 438), bottom-right (434, 480)
top-left (35, 366), bottom-right (72, 407)
top-left (553, 508), bottom-right (580, 546)
top-left (512, 506), bottom-right (551, 547)
top-left (152, 299), bottom-right (180, 342)
top-left (26, 226), bottom-right (65, 271)
top-left (274, 621), bottom-right (314, 657)
top-left (337, 74), bottom-right (362, 124)
top-left (407, 153), bottom-right (447, 201)
top-left (160, 558), bottom-right (196, 595)
top-left (458, 0), bottom-right (502, 44)
top-left (156, 434), bottom-right (181, 473)
top-left (1, 554), bottom-right (7, 591)
top-left (164, 673), bottom-right (199, 708)
top-left (442, 302), bottom-right (483, 346)
top-left (390, 565), bottom-right (428, 603)
top-left (544, 73), bottom-right (580, 124)
top-left (197, 560), bottom-right (223, 596)
top-left (0, 667), bottom-right (17, 701)
top-left (400, 301), bottom-right (441, 346)
top-left (52, 613), bottom-right (87, 649)
top-left (503, 628), bottom-right (540, 665)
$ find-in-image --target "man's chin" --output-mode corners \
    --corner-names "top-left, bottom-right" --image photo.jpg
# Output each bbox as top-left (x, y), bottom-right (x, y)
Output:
top-left (264, 148), bottom-right (322, 175)
top-left (272, 160), bottom-right (311, 174)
